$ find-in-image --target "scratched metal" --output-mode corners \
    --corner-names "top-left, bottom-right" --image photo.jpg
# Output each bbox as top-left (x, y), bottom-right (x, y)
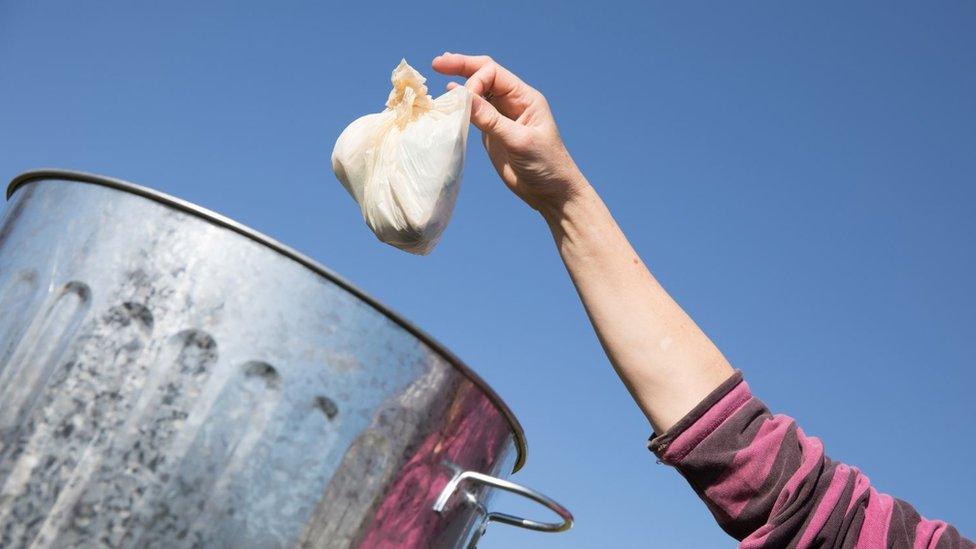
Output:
top-left (0, 174), bottom-right (522, 549)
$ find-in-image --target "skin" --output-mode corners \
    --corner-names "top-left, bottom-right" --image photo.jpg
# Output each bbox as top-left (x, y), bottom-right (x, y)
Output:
top-left (432, 52), bottom-right (734, 434)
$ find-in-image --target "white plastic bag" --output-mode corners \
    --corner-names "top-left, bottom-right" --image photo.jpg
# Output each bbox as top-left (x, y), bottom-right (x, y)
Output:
top-left (332, 59), bottom-right (472, 255)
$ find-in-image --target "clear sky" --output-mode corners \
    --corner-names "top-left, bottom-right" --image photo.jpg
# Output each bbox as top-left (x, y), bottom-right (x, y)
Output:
top-left (2, 2), bottom-right (974, 547)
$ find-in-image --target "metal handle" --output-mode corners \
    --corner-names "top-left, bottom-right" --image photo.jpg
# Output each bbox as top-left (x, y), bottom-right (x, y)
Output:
top-left (432, 470), bottom-right (573, 533)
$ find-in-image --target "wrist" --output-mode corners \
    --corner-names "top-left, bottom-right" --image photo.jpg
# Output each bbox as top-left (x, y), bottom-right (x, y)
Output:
top-left (537, 172), bottom-right (597, 226)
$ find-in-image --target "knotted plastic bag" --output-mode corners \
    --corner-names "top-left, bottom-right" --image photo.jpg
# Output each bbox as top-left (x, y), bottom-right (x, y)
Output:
top-left (332, 59), bottom-right (472, 255)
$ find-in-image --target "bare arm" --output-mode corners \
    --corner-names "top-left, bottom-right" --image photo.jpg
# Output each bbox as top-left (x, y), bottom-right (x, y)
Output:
top-left (432, 52), bottom-right (732, 433)
top-left (540, 185), bottom-right (733, 432)
top-left (432, 53), bottom-right (975, 547)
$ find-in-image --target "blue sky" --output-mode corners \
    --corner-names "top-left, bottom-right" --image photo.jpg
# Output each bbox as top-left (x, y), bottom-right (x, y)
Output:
top-left (2, 2), bottom-right (974, 547)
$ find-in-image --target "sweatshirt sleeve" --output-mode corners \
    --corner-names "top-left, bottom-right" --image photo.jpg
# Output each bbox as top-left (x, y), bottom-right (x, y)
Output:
top-left (648, 371), bottom-right (974, 548)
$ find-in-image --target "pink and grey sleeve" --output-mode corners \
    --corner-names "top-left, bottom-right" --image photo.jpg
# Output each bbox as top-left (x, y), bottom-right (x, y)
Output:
top-left (648, 371), bottom-right (974, 548)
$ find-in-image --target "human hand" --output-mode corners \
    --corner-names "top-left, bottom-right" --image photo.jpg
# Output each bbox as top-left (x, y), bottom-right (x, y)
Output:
top-left (432, 53), bottom-right (589, 214)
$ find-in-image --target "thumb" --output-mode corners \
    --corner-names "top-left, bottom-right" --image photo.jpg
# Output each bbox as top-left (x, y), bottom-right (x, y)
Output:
top-left (468, 92), bottom-right (521, 143)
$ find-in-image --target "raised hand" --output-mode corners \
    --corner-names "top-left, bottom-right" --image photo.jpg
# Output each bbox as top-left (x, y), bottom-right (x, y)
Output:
top-left (432, 52), bottom-right (588, 214)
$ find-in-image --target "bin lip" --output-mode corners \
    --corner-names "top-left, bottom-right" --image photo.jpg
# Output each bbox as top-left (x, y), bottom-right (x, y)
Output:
top-left (7, 168), bottom-right (527, 472)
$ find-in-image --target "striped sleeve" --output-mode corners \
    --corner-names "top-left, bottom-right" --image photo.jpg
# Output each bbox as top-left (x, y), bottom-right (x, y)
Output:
top-left (648, 372), bottom-right (974, 548)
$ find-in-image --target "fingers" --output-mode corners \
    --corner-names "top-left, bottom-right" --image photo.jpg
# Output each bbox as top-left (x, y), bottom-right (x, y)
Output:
top-left (468, 93), bottom-right (521, 142)
top-left (432, 52), bottom-right (493, 78)
top-left (436, 53), bottom-right (532, 144)
top-left (447, 82), bottom-right (519, 140)
top-left (432, 52), bottom-right (527, 100)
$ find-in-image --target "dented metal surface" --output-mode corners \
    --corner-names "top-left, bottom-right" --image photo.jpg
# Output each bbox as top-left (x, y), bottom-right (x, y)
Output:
top-left (0, 172), bottom-right (523, 548)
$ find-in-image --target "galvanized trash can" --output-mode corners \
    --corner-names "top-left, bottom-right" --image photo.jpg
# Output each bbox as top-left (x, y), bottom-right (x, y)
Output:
top-left (0, 170), bottom-right (572, 548)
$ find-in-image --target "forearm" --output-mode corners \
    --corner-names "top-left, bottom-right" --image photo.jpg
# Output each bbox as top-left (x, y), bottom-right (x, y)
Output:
top-left (540, 177), bottom-right (733, 433)
top-left (431, 52), bottom-right (733, 432)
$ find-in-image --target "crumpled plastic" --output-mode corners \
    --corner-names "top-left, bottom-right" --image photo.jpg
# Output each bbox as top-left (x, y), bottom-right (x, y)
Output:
top-left (332, 59), bottom-right (472, 255)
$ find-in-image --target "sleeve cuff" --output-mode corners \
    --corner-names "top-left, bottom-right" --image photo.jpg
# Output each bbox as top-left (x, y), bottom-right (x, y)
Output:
top-left (647, 370), bottom-right (745, 461)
